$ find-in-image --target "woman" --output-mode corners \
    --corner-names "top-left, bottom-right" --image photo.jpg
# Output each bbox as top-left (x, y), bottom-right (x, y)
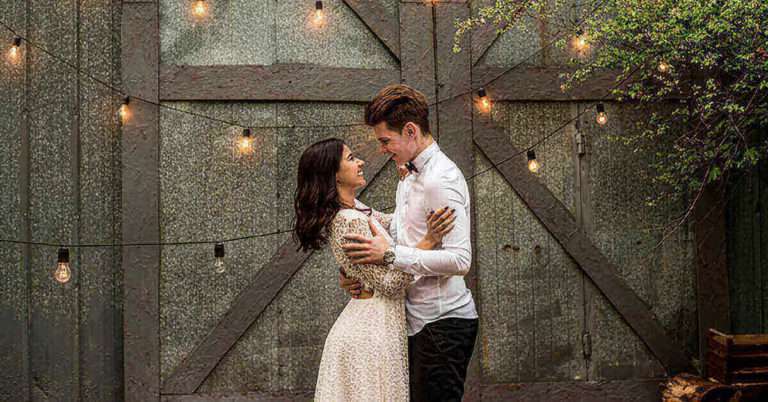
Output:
top-left (293, 138), bottom-right (455, 401)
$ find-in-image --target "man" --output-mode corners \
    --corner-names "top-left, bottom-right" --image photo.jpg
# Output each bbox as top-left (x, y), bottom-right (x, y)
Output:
top-left (340, 84), bottom-right (478, 402)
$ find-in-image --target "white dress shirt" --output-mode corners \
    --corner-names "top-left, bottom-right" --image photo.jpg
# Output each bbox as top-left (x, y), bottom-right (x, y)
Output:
top-left (390, 142), bottom-right (478, 336)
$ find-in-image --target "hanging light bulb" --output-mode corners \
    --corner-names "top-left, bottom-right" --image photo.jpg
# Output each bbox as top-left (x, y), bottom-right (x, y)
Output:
top-left (527, 149), bottom-right (540, 173)
top-left (572, 29), bottom-right (589, 52)
top-left (595, 103), bottom-right (608, 125)
top-left (192, 0), bottom-right (208, 18)
top-left (477, 87), bottom-right (491, 113)
top-left (214, 243), bottom-right (225, 274)
top-left (54, 247), bottom-right (72, 284)
top-left (657, 61), bottom-right (671, 73)
top-left (8, 36), bottom-right (21, 62)
top-left (119, 96), bottom-right (131, 124)
top-left (313, 1), bottom-right (325, 26)
top-left (237, 128), bottom-right (255, 156)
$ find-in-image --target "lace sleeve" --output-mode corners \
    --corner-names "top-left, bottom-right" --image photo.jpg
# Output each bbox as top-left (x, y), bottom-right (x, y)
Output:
top-left (330, 215), bottom-right (413, 298)
top-left (371, 210), bottom-right (393, 231)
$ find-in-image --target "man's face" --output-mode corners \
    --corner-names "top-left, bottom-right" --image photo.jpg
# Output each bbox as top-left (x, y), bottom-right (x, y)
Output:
top-left (373, 121), bottom-right (418, 165)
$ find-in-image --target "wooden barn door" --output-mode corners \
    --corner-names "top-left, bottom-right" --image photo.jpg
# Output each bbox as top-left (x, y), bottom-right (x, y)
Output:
top-left (121, 1), bottom-right (693, 401)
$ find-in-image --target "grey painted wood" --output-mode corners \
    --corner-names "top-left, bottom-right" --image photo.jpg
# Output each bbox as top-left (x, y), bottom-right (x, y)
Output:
top-left (78, 0), bottom-right (123, 400)
top-left (469, 0), bottom-right (505, 66)
top-left (342, 0), bottom-right (400, 61)
top-left (121, 2), bottom-right (161, 402)
top-left (694, 180), bottom-right (729, 375)
top-left (159, 65), bottom-right (400, 102)
top-left (399, 1), bottom-right (437, 135)
top-left (727, 158), bottom-right (768, 332)
top-left (582, 103), bottom-right (695, 380)
top-left (474, 118), bottom-right (692, 375)
top-left (27, 0), bottom-right (80, 399)
top-left (472, 65), bottom-right (627, 101)
top-left (0, 0), bottom-right (29, 399)
top-left (434, 2), bottom-right (483, 400)
top-left (161, 152), bottom-right (390, 394)
top-left (481, 378), bottom-right (662, 401)
top-left (162, 391), bottom-right (314, 402)
top-left (473, 103), bottom-right (586, 384)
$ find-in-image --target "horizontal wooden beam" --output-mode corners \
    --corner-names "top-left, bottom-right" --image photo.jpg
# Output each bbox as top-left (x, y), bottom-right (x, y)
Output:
top-left (473, 118), bottom-right (692, 375)
top-left (162, 391), bottom-right (313, 402)
top-left (342, 0), bottom-right (400, 61)
top-left (161, 152), bottom-right (392, 394)
top-left (159, 64), bottom-right (400, 102)
top-left (472, 65), bottom-right (626, 101)
top-left (481, 379), bottom-right (662, 401)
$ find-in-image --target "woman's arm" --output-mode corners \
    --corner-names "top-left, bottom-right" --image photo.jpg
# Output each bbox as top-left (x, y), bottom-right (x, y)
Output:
top-left (330, 216), bottom-right (412, 298)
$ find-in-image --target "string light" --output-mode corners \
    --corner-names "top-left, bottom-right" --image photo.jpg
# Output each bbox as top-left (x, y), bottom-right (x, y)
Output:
top-left (657, 61), bottom-right (671, 73)
top-left (119, 96), bottom-right (131, 124)
top-left (527, 149), bottom-right (540, 173)
top-left (214, 243), bottom-right (225, 274)
top-left (236, 128), bottom-right (255, 156)
top-left (313, 1), bottom-right (325, 27)
top-left (572, 28), bottom-right (589, 53)
top-left (476, 87), bottom-right (492, 113)
top-left (54, 247), bottom-right (72, 284)
top-left (595, 103), bottom-right (608, 125)
top-left (8, 36), bottom-right (21, 62)
top-left (192, 0), bottom-right (208, 19)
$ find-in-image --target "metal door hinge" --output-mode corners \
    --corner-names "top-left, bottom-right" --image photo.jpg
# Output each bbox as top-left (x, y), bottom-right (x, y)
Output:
top-left (575, 131), bottom-right (587, 156)
top-left (582, 331), bottom-right (592, 360)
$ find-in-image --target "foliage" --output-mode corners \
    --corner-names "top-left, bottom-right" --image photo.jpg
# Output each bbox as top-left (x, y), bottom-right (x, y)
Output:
top-left (456, 0), bottom-right (768, 207)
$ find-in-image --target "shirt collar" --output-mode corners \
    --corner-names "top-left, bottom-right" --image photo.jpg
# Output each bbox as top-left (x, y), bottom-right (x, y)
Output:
top-left (410, 142), bottom-right (439, 174)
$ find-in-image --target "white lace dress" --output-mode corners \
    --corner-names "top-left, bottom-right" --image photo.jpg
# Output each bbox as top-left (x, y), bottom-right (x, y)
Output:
top-left (314, 208), bottom-right (414, 402)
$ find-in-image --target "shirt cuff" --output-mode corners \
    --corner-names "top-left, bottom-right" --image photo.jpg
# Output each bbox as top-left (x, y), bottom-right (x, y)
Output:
top-left (393, 245), bottom-right (417, 273)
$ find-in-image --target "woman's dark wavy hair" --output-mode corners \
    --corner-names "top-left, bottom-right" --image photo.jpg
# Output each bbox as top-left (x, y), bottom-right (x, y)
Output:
top-left (293, 138), bottom-right (346, 252)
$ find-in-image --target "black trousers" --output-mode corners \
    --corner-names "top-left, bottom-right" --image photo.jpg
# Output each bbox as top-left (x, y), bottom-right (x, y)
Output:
top-left (408, 317), bottom-right (479, 402)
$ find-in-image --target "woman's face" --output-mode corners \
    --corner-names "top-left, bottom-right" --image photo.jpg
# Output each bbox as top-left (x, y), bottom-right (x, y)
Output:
top-left (336, 144), bottom-right (366, 190)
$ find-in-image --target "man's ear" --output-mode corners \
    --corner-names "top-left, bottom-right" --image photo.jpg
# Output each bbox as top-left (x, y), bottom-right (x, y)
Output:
top-left (405, 122), bottom-right (416, 138)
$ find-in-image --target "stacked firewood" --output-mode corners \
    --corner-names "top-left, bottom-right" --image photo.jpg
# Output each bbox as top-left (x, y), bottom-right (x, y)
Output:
top-left (662, 329), bottom-right (768, 402)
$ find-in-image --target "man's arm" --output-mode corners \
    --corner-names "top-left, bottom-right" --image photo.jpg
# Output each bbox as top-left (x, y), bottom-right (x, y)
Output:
top-left (392, 169), bottom-right (471, 276)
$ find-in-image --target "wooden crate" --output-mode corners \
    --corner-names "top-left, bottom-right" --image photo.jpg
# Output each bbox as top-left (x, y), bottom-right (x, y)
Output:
top-left (707, 329), bottom-right (768, 387)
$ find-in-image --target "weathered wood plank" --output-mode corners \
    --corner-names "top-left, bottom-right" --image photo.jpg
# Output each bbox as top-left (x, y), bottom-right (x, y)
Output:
top-left (0, 1), bottom-right (29, 398)
top-left (159, 65), bottom-right (400, 102)
top-left (161, 152), bottom-right (391, 394)
top-left (122, 2), bottom-right (161, 402)
top-left (27, 0), bottom-right (80, 399)
top-left (342, 0), bottom-right (400, 61)
top-left (694, 179), bottom-right (730, 376)
top-left (472, 65), bottom-right (627, 101)
top-left (435, 3), bottom-right (483, 400)
top-left (470, 0), bottom-right (506, 66)
top-left (79, 0), bottom-right (123, 400)
top-left (473, 119), bottom-right (692, 375)
top-left (481, 379), bottom-right (662, 401)
top-left (161, 391), bottom-right (314, 402)
top-left (399, 1), bottom-right (437, 135)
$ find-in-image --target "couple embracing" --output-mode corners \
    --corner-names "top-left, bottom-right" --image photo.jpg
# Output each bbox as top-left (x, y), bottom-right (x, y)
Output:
top-left (293, 84), bottom-right (478, 402)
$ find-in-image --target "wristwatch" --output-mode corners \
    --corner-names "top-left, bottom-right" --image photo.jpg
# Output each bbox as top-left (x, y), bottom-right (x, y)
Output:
top-left (383, 246), bottom-right (396, 265)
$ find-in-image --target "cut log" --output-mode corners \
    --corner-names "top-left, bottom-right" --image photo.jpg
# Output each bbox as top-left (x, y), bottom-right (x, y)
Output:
top-left (661, 373), bottom-right (740, 402)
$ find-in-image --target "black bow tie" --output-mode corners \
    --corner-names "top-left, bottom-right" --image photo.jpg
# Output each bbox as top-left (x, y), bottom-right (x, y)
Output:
top-left (405, 161), bottom-right (419, 174)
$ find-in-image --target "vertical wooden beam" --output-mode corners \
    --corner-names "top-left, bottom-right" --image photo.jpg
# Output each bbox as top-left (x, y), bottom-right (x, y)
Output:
top-left (695, 179), bottom-right (730, 374)
top-left (0, 0), bottom-right (30, 398)
top-left (399, 0), bottom-right (437, 134)
top-left (121, 1), bottom-right (160, 401)
top-left (474, 120), bottom-right (692, 375)
top-left (435, 1), bottom-right (482, 400)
